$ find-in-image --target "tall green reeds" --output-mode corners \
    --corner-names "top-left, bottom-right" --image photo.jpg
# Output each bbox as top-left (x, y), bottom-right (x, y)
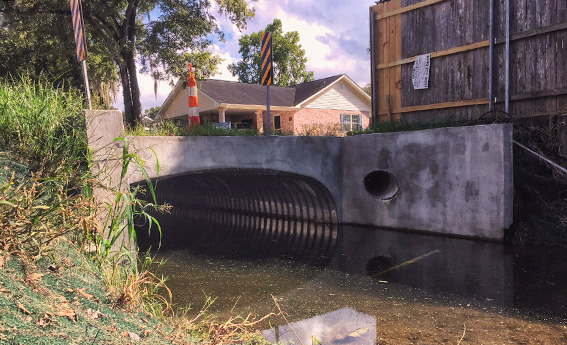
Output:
top-left (0, 75), bottom-right (169, 315)
top-left (0, 75), bottom-right (89, 256)
top-left (0, 75), bottom-right (87, 179)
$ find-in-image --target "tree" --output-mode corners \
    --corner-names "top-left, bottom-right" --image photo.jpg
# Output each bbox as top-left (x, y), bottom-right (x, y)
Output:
top-left (0, 1), bottom-right (118, 108)
top-left (362, 83), bottom-right (372, 96)
top-left (228, 19), bottom-right (314, 87)
top-left (1, 0), bottom-right (255, 127)
top-left (144, 106), bottom-right (161, 120)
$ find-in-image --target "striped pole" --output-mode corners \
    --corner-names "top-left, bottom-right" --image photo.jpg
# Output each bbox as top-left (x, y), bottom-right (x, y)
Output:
top-left (70, 0), bottom-right (87, 61)
top-left (69, 0), bottom-right (91, 109)
top-left (187, 63), bottom-right (199, 127)
top-left (261, 32), bottom-right (273, 135)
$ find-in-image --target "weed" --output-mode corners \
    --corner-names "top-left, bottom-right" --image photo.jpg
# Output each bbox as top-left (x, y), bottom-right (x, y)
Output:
top-left (299, 123), bottom-right (343, 137)
top-left (127, 121), bottom-right (260, 137)
top-left (348, 117), bottom-right (467, 136)
top-left (0, 74), bottom-right (88, 180)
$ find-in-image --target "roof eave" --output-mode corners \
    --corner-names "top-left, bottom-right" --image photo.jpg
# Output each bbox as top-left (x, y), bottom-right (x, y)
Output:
top-left (220, 103), bottom-right (298, 112)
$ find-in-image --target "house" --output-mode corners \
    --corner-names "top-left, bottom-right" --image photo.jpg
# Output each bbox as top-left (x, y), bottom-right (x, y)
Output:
top-left (156, 74), bottom-right (372, 135)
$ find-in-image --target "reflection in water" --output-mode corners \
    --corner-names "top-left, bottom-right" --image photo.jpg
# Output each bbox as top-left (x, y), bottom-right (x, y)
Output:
top-left (135, 171), bottom-right (567, 342)
top-left (333, 225), bottom-right (515, 306)
top-left (262, 308), bottom-right (376, 345)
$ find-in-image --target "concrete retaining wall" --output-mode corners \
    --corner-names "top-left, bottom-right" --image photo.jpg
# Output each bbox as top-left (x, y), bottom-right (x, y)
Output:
top-left (128, 135), bottom-right (344, 217)
top-left (342, 124), bottom-right (514, 240)
top-left (87, 111), bottom-right (513, 241)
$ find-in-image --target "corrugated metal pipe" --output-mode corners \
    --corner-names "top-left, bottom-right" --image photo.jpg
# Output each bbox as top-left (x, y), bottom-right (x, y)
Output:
top-left (135, 169), bottom-right (339, 265)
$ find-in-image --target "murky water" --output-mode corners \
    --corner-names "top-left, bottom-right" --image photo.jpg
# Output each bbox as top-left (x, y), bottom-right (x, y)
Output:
top-left (143, 221), bottom-right (567, 344)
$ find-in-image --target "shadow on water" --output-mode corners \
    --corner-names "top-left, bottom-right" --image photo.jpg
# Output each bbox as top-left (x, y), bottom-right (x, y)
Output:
top-left (134, 169), bottom-right (567, 343)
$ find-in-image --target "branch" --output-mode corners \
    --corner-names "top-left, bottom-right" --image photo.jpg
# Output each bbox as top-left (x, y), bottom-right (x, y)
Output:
top-left (84, 13), bottom-right (121, 62)
top-left (121, 0), bottom-right (140, 41)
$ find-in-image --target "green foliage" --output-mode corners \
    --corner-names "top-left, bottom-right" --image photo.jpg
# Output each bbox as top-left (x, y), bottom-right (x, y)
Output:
top-left (0, 75), bottom-right (91, 257)
top-left (144, 106), bottom-right (161, 120)
top-left (126, 121), bottom-right (260, 137)
top-left (0, 75), bottom-right (88, 179)
top-left (1, 0), bottom-right (256, 126)
top-left (229, 18), bottom-right (315, 86)
top-left (188, 122), bottom-right (260, 136)
top-left (92, 137), bottom-right (166, 264)
top-left (0, 2), bottom-right (118, 108)
top-left (348, 118), bottom-right (465, 136)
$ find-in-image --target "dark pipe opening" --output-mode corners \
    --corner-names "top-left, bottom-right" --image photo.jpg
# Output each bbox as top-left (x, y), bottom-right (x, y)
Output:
top-left (364, 170), bottom-right (399, 200)
top-left (133, 169), bottom-right (339, 265)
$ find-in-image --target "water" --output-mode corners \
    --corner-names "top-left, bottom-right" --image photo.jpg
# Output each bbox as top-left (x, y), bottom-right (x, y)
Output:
top-left (145, 223), bottom-right (567, 344)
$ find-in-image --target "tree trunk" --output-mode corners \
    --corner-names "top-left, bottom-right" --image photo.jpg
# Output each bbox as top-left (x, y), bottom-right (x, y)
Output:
top-left (119, 62), bottom-right (135, 128)
top-left (122, 0), bottom-right (141, 128)
top-left (126, 51), bottom-right (142, 127)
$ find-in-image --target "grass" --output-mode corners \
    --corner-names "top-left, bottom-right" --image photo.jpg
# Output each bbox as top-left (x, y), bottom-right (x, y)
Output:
top-left (0, 75), bottom-right (279, 344)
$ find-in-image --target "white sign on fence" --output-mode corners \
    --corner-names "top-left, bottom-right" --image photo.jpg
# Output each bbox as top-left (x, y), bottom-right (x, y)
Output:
top-left (412, 53), bottom-right (431, 90)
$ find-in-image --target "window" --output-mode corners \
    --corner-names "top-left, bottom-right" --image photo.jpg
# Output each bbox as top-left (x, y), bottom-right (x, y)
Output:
top-left (341, 114), bottom-right (362, 132)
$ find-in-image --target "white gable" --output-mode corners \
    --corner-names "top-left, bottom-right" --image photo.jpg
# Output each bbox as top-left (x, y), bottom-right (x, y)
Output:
top-left (303, 82), bottom-right (371, 112)
top-left (160, 87), bottom-right (218, 120)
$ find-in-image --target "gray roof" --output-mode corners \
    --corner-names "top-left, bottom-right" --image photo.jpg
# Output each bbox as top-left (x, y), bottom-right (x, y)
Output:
top-left (197, 80), bottom-right (295, 106)
top-left (291, 75), bottom-right (344, 105)
top-left (196, 74), bottom-right (346, 107)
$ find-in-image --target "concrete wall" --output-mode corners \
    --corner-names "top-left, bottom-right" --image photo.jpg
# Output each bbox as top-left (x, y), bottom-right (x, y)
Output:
top-left (85, 110), bottom-right (135, 253)
top-left (559, 114), bottom-right (567, 159)
top-left (342, 124), bottom-right (514, 240)
top-left (128, 135), bottom-right (344, 217)
top-left (115, 117), bottom-right (513, 240)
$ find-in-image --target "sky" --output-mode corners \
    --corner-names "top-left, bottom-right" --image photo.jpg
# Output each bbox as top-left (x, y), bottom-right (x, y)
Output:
top-left (123, 0), bottom-right (374, 113)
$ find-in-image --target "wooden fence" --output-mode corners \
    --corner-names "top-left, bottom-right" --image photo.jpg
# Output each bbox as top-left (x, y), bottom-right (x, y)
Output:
top-left (370, 0), bottom-right (567, 123)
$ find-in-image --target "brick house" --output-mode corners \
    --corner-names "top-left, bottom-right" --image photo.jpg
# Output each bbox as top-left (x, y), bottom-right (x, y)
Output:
top-left (156, 74), bottom-right (371, 135)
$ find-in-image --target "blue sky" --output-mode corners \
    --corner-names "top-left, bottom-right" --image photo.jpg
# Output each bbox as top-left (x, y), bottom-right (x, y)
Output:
top-left (127, 0), bottom-right (374, 112)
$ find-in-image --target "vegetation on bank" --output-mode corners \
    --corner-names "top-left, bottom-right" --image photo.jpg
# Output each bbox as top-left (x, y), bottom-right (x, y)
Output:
top-left (347, 117), bottom-right (482, 136)
top-left (131, 116), bottom-right (476, 138)
top-left (128, 121), bottom-right (260, 137)
top-left (0, 76), bottom-right (276, 344)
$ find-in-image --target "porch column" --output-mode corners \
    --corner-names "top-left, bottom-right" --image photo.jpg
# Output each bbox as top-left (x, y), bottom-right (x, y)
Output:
top-left (254, 109), bottom-right (264, 134)
top-left (218, 106), bottom-right (227, 123)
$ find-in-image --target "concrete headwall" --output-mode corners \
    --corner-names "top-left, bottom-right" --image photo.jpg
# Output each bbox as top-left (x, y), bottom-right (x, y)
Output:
top-left (87, 111), bottom-right (513, 241)
top-left (85, 110), bottom-right (135, 253)
top-left (342, 124), bottom-right (514, 240)
top-left (128, 135), bottom-right (344, 216)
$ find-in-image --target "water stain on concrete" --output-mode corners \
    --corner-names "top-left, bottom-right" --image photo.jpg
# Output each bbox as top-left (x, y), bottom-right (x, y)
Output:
top-left (465, 181), bottom-right (480, 202)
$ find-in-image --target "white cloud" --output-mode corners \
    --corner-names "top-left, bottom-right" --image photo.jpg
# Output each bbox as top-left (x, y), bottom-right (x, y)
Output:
top-left (116, 0), bottom-right (373, 111)
top-left (250, 0), bottom-right (372, 86)
top-left (209, 44), bottom-right (239, 81)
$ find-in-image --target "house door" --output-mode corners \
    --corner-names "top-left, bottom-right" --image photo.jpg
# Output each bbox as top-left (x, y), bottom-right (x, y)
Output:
top-left (274, 115), bottom-right (281, 134)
